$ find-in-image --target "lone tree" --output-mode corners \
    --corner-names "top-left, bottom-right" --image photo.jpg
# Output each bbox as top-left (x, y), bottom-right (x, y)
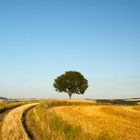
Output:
top-left (53, 71), bottom-right (88, 99)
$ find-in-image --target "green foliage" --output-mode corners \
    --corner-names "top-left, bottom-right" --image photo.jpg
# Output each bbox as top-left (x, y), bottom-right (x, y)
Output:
top-left (96, 99), bottom-right (138, 106)
top-left (53, 71), bottom-right (88, 99)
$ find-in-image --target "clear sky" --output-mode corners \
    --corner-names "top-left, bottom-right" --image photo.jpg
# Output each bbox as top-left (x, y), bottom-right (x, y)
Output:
top-left (0, 0), bottom-right (140, 99)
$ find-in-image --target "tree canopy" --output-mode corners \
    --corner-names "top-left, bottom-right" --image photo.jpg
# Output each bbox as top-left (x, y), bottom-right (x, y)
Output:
top-left (53, 71), bottom-right (88, 99)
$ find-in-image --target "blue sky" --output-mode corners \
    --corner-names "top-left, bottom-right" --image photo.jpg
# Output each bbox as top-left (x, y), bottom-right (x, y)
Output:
top-left (0, 0), bottom-right (140, 99)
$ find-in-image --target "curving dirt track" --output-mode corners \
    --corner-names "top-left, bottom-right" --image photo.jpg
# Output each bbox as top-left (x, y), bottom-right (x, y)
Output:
top-left (1, 103), bottom-right (38, 140)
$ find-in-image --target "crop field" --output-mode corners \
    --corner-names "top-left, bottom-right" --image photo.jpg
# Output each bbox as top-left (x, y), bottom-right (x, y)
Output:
top-left (0, 99), bottom-right (140, 140)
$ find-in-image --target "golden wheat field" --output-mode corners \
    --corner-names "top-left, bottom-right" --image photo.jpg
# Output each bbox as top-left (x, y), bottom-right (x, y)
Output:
top-left (0, 99), bottom-right (140, 140)
top-left (53, 105), bottom-right (140, 140)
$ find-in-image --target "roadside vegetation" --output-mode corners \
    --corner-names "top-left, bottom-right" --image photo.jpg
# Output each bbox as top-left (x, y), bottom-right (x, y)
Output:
top-left (25, 100), bottom-right (95, 140)
top-left (26, 104), bottom-right (93, 140)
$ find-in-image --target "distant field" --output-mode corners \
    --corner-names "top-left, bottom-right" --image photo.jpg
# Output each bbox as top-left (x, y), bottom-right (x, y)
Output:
top-left (0, 99), bottom-right (140, 140)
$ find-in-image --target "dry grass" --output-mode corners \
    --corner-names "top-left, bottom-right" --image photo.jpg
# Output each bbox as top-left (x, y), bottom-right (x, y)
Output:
top-left (24, 99), bottom-right (140, 140)
top-left (1, 103), bottom-right (38, 140)
top-left (54, 105), bottom-right (140, 140)
top-left (1, 99), bottom-right (139, 140)
top-left (25, 102), bottom-right (94, 140)
top-left (0, 100), bottom-right (32, 139)
top-left (0, 101), bottom-right (25, 113)
top-left (132, 106), bottom-right (140, 111)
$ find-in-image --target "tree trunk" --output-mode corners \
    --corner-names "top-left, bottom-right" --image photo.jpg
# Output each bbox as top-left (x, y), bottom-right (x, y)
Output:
top-left (69, 93), bottom-right (72, 99)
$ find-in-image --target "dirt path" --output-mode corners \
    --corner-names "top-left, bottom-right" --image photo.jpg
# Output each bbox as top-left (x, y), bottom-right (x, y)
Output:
top-left (1, 103), bottom-right (38, 140)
